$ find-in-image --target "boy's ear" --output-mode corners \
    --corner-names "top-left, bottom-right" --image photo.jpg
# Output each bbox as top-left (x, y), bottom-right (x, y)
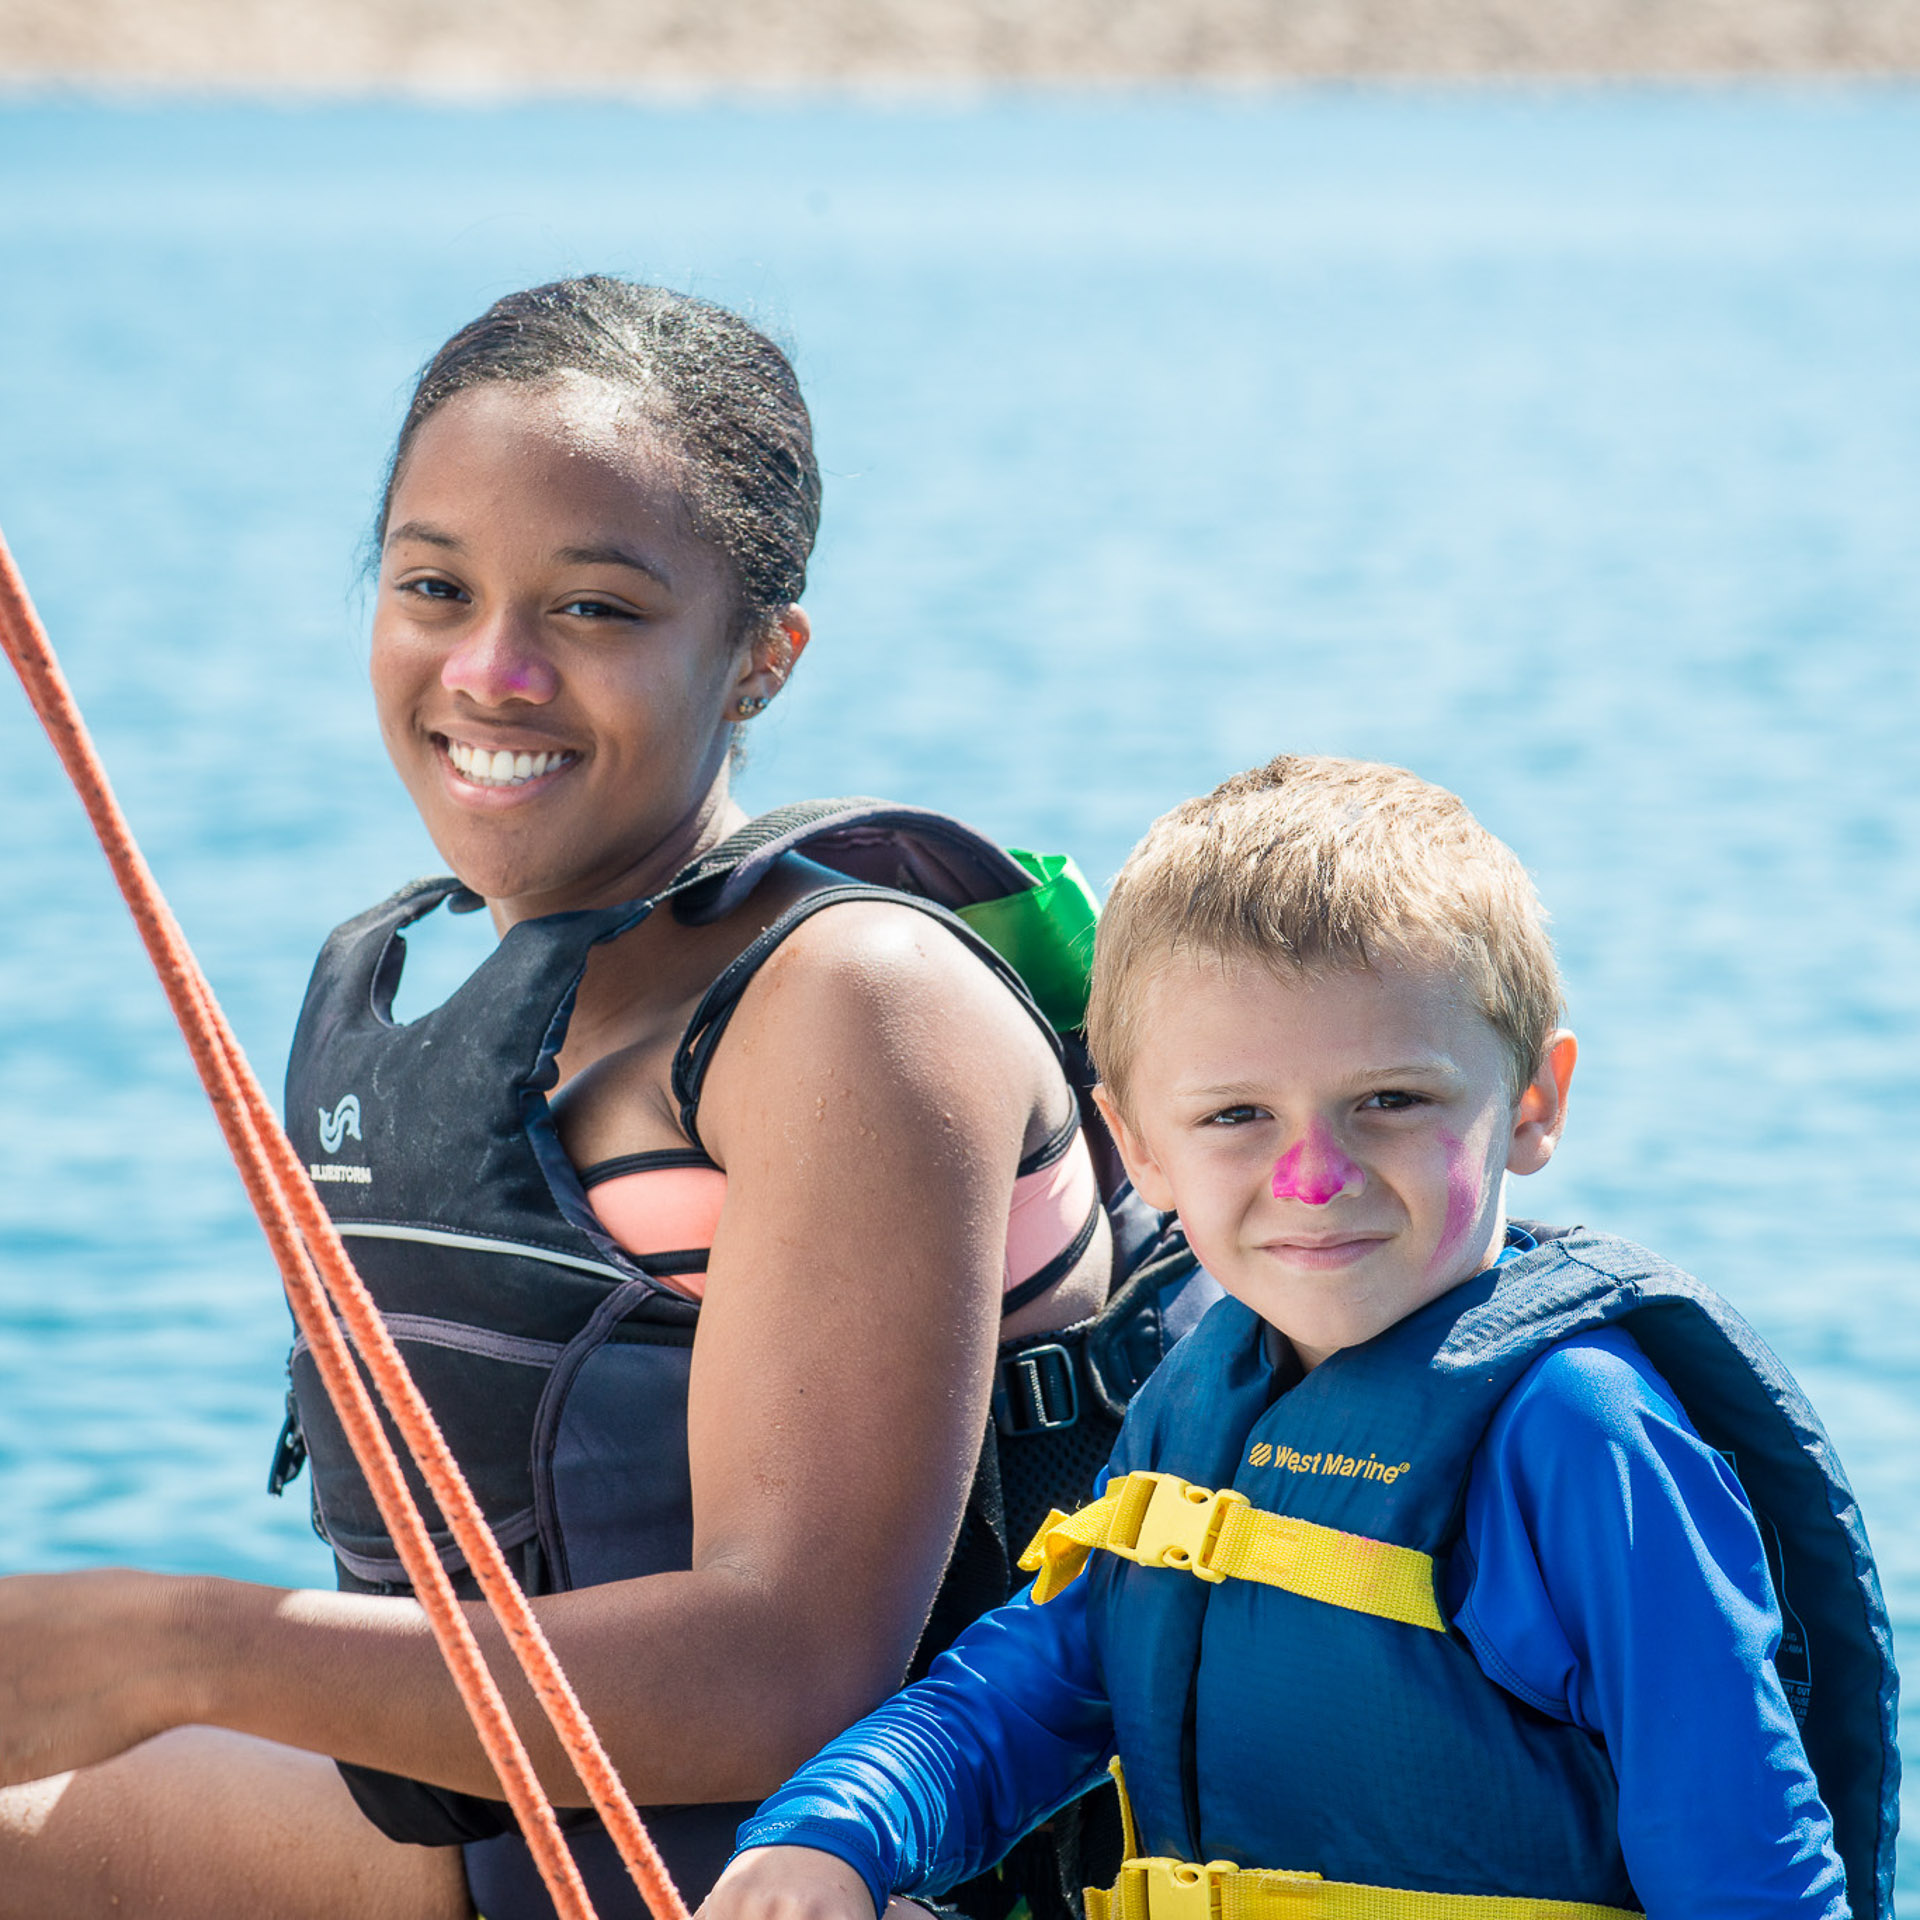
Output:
top-left (1507, 1030), bottom-right (1577, 1177)
top-left (1091, 1083), bottom-right (1178, 1213)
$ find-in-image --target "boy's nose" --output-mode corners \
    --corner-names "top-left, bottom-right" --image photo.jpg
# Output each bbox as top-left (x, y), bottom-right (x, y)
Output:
top-left (1272, 1121), bottom-right (1364, 1206)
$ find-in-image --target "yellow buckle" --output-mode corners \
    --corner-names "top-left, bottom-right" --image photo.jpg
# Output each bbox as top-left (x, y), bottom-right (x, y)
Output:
top-left (1124, 1858), bottom-right (1238, 1920)
top-left (1112, 1473), bottom-right (1248, 1583)
top-left (1116, 1857), bottom-right (1326, 1920)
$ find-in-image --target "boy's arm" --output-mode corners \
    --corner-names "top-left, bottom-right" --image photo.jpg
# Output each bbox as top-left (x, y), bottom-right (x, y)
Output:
top-left (725, 1573), bottom-right (1116, 1918)
top-left (1452, 1327), bottom-right (1848, 1920)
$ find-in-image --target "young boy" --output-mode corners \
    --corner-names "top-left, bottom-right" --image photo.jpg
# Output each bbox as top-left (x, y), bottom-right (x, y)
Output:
top-left (706, 758), bottom-right (1897, 1920)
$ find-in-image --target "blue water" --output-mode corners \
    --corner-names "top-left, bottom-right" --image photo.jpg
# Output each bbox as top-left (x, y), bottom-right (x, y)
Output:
top-left (0, 90), bottom-right (1915, 1885)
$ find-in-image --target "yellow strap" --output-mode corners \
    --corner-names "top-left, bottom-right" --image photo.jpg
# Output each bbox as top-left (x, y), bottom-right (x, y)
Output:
top-left (1017, 1470), bottom-right (1445, 1631)
top-left (1091, 1855), bottom-right (1639, 1920)
top-left (1109, 1755), bottom-right (1143, 1864)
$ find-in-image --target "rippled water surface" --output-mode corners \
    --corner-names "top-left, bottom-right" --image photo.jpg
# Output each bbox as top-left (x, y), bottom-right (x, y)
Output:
top-left (0, 89), bottom-right (1915, 1885)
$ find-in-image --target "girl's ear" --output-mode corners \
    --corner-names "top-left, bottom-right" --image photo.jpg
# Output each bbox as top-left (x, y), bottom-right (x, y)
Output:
top-left (1091, 1082), bottom-right (1178, 1213)
top-left (1507, 1030), bottom-right (1577, 1177)
top-left (768, 604), bottom-right (811, 675)
top-left (727, 606), bottom-right (811, 714)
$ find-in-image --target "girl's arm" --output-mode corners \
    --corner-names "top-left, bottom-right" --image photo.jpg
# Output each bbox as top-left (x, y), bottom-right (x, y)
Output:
top-left (0, 901), bottom-right (1056, 1807)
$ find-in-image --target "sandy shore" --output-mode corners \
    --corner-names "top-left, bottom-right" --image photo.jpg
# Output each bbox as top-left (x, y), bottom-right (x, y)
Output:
top-left (3, 0), bottom-right (1919, 88)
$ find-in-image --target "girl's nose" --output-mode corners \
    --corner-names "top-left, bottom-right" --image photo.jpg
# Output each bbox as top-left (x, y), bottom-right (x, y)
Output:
top-left (1272, 1120), bottom-right (1364, 1206)
top-left (439, 612), bottom-right (559, 707)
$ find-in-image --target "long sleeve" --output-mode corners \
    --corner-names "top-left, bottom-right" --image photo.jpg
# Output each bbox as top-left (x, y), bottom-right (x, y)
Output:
top-left (733, 1574), bottom-right (1115, 1916)
top-left (1449, 1326), bottom-right (1849, 1919)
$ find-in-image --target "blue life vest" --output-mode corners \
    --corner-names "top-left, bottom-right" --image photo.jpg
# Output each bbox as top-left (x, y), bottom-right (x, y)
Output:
top-left (1085, 1228), bottom-right (1899, 1919)
top-left (273, 800), bottom-right (1216, 1907)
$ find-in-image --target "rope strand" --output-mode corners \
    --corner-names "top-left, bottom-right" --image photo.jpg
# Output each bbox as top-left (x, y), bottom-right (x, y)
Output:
top-left (0, 527), bottom-right (691, 1920)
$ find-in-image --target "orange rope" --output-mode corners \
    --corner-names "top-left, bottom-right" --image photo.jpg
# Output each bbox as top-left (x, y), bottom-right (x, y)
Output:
top-left (0, 527), bottom-right (693, 1920)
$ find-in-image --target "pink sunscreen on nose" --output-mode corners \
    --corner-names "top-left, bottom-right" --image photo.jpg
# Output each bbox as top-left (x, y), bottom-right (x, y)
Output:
top-left (1271, 1122), bottom-right (1363, 1206)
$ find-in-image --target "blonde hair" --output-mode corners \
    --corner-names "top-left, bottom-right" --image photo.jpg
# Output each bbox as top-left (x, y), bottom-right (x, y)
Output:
top-left (1087, 756), bottom-right (1562, 1120)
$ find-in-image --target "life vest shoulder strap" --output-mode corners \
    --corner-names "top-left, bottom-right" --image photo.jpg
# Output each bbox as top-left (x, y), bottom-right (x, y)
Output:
top-left (669, 881), bottom-right (1060, 1156)
top-left (665, 798), bottom-right (1042, 927)
top-left (1018, 1469), bottom-right (1445, 1632)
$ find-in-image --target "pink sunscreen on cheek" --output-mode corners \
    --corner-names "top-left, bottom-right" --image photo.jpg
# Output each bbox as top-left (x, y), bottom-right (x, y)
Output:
top-left (1271, 1121), bottom-right (1363, 1206)
top-left (1430, 1128), bottom-right (1482, 1273)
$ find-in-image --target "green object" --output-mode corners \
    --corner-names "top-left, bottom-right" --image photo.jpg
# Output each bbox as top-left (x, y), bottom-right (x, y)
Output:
top-left (957, 848), bottom-right (1101, 1032)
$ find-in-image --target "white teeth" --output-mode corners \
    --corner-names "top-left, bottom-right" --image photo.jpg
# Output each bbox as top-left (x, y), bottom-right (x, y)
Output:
top-left (445, 741), bottom-right (572, 788)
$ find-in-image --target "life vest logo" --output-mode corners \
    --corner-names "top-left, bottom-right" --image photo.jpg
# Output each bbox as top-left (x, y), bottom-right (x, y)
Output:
top-left (311, 1095), bottom-right (372, 1185)
top-left (1248, 1441), bottom-right (1410, 1486)
top-left (317, 1095), bottom-right (362, 1154)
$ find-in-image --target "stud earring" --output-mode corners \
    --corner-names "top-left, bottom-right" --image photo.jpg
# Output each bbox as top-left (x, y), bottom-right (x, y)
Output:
top-left (735, 694), bottom-right (769, 718)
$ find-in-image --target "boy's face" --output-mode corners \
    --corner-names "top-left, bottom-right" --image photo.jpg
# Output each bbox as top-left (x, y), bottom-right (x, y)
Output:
top-left (1096, 951), bottom-right (1575, 1370)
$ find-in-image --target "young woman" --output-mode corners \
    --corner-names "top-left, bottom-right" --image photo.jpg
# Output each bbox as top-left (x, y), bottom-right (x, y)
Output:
top-left (0, 279), bottom-right (1115, 1919)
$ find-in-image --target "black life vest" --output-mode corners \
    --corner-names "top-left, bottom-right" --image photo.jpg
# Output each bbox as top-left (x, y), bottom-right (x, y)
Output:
top-left (272, 800), bottom-right (1218, 1905)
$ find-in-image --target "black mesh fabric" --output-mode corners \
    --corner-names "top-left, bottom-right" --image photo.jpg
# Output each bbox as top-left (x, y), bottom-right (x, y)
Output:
top-left (999, 1404), bottom-right (1125, 1567)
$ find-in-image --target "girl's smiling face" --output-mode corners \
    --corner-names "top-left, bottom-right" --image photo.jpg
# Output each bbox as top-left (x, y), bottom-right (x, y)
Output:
top-left (1095, 951), bottom-right (1575, 1369)
top-left (371, 377), bottom-right (802, 923)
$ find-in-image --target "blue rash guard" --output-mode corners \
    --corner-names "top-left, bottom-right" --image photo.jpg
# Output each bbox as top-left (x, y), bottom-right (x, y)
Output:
top-left (735, 1325), bottom-right (1849, 1919)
